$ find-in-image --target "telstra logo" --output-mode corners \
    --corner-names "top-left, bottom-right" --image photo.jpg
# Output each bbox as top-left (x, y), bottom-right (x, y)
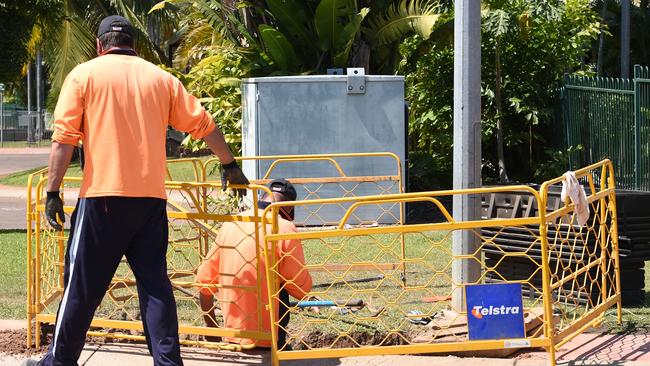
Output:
top-left (471, 305), bottom-right (521, 319)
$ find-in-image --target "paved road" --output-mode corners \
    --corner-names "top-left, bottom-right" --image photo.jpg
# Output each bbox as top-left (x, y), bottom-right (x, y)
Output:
top-left (0, 148), bottom-right (49, 177)
top-left (0, 148), bottom-right (50, 230)
top-left (0, 185), bottom-right (77, 230)
top-left (0, 196), bottom-right (26, 230)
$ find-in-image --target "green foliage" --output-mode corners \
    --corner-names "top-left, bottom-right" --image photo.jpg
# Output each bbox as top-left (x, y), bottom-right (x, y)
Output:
top-left (399, 39), bottom-right (454, 180)
top-left (364, 0), bottom-right (443, 46)
top-left (154, 0), bottom-right (445, 74)
top-left (400, 0), bottom-right (601, 184)
top-left (151, 0), bottom-right (448, 154)
top-left (24, 0), bottom-right (178, 104)
top-left (46, 1), bottom-right (96, 91)
top-left (0, 1), bottom-right (35, 82)
top-left (259, 25), bottom-right (299, 71)
top-left (266, 0), bottom-right (318, 63)
top-left (408, 150), bottom-right (452, 190)
top-left (170, 45), bottom-right (260, 154)
top-left (592, 0), bottom-right (650, 76)
top-left (334, 7), bottom-right (370, 66)
top-left (314, 0), bottom-right (358, 51)
top-left (533, 145), bottom-right (584, 181)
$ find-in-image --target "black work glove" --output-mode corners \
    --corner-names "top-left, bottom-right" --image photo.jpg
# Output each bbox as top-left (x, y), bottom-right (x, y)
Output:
top-left (220, 160), bottom-right (249, 197)
top-left (46, 191), bottom-right (65, 231)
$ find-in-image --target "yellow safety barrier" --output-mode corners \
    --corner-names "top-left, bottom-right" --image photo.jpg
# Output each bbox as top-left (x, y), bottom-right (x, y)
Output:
top-left (25, 153), bottom-right (403, 350)
top-left (261, 159), bottom-right (621, 366)
top-left (166, 152), bottom-right (404, 226)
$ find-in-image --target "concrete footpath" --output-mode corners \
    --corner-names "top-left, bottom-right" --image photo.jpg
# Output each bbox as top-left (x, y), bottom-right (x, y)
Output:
top-left (2, 328), bottom-right (650, 366)
top-left (3, 343), bottom-right (650, 366)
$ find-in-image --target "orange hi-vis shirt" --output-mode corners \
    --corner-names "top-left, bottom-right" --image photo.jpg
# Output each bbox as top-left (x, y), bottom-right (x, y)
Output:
top-left (196, 210), bottom-right (312, 347)
top-left (52, 53), bottom-right (216, 199)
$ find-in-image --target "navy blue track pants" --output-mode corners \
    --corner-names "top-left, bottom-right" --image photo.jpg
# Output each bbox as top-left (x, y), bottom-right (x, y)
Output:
top-left (41, 197), bottom-right (183, 366)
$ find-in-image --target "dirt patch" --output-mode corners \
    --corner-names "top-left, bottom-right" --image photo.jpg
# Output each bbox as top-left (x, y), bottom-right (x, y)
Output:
top-left (0, 325), bottom-right (150, 357)
top-left (290, 330), bottom-right (408, 349)
top-left (0, 325), bottom-right (225, 357)
top-left (0, 327), bottom-right (51, 356)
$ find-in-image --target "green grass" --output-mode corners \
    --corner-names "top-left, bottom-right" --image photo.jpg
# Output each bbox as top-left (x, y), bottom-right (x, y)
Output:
top-left (0, 230), bottom-right (27, 319)
top-left (0, 164), bottom-right (82, 187)
top-left (0, 141), bottom-right (51, 149)
top-left (604, 261), bottom-right (650, 332)
top-left (288, 231), bottom-right (456, 343)
top-left (0, 157), bottom-right (216, 187)
top-left (0, 166), bottom-right (48, 186)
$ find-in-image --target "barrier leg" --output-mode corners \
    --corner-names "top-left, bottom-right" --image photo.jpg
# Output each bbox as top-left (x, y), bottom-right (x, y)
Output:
top-left (548, 343), bottom-right (557, 366)
top-left (35, 320), bottom-right (41, 348)
top-left (27, 313), bottom-right (32, 347)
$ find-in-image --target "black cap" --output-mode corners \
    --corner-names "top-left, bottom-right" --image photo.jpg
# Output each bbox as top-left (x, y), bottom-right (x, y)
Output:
top-left (268, 179), bottom-right (297, 201)
top-left (97, 15), bottom-right (133, 37)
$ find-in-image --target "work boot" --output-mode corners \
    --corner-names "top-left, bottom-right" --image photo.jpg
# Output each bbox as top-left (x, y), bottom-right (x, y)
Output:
top-left (21, 359), bottom-right (42, 366)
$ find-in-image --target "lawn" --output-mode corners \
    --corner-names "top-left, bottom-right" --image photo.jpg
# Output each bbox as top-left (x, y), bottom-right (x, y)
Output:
top-left (0, 157), bottom-right (214, 187)
top-left (0, 230), bottom-right (28, 319)
top-left (0, 141), bottom-right (51, 149)
top-left (0, 164), bottom-right (81, 187)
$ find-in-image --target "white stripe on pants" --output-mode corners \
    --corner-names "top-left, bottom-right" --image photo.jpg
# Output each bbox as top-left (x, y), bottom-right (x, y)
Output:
top-left (52, 198), bottom-right (86, 357)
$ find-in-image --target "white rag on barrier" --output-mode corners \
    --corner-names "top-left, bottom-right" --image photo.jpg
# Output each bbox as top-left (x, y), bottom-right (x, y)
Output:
top-left (560, 171), bottom-right (590, 226)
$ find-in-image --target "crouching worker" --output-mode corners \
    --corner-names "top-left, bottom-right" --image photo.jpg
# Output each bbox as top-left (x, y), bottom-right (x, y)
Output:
top-left (195, 179), bottom-right (312, 349)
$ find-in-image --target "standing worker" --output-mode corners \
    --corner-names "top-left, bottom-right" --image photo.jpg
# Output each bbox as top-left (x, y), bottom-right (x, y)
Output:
top-left (22, 15), bottom-right (249, 366)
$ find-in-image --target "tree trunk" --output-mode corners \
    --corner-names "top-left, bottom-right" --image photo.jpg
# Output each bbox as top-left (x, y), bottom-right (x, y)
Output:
top-left (495, 40), bottom-right (509, 183)
top-left (620, 0), bottom-right (630, 78)
top-left (350, 40), bottom-right (370, 72)
top-left (597, 0), bottom-right (608, 76)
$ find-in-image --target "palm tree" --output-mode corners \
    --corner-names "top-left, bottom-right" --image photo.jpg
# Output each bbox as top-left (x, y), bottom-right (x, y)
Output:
top-left (152, 0), bottom-right (451, 74)
top-left (26, 0), bottom-right (178, 98)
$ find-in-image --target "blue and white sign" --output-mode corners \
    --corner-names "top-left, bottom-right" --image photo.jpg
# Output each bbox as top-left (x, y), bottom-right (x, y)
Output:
top-left (465, 283), bottom-right (525, 340)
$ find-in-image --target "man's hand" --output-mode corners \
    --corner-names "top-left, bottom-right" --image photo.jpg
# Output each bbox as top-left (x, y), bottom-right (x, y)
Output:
top-left (46, 191), bottom-right (65, 231)
top-left (221, 160), bottom-right (249, 197)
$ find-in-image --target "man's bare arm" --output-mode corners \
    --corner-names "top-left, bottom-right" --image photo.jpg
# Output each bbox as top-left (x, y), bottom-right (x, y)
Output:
top-left (47, 142), bottom-right (76, 192)
top-left (202, 128), bottom-right (235, 164)
top-left (203, 128), bottom-right (249, 194)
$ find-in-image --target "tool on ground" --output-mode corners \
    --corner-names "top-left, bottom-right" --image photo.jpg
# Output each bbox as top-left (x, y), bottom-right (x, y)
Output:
top-left (289, 299), bottom-right (365, 308)
top-left (406, 310), bottom-right (438, 325)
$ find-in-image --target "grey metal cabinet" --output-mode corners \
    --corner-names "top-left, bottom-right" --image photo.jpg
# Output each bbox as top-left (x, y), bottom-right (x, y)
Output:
top-left (241, 72), bottom-right (406, 224)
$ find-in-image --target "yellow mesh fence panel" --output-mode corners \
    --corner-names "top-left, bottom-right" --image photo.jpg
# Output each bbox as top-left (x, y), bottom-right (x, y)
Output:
top-left (261, 160), bottom-right (621, 366)
top-left (25, 153), bottom-right (404, 351)
top-left (25, 157), bottom-right (620, 366)
top-left (540, 160), bottom-right (622, 347)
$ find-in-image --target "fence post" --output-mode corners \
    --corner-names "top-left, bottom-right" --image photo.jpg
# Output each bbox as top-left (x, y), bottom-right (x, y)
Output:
top-left (0, 85), bottom-right (4, 148)
top-left (634, 65), bottom-right (641, 190)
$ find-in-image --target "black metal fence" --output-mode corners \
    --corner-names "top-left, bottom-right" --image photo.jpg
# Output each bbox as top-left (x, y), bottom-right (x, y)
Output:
top-left (0, 111), bottom-right (52, 145)
top-left (563, 65), bottom-right (650, 191)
